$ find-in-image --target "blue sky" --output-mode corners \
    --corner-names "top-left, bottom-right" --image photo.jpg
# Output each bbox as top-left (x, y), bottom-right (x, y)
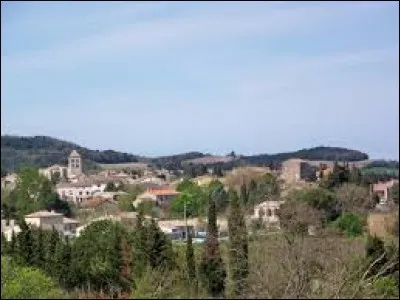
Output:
top-left (1, 1), bottom-right (399, 159)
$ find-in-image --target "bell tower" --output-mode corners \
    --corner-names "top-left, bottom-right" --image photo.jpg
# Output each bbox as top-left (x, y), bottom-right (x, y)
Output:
top-left (68, 150), bottom-right (82, 178)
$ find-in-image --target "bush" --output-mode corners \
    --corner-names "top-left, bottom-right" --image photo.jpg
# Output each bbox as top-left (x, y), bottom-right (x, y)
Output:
top-left (371, 276), bottom-right (399, 299)
top-left (1, 256), bottom-right (64, 299)
top-left (331, 213), bottom-right (365, 237)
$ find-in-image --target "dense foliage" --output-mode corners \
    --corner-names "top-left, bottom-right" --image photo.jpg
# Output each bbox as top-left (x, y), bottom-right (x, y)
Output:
top-left (1, 256), bottom-right (64, 299)
top-left (1, 168), bottom-right (73, 218)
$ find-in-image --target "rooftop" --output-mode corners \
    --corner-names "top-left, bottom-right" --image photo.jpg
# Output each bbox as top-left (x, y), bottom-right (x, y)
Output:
top-left (63, 217), bottom-right (79, 224)
top-left (25, 210), bottom-right (63, 218)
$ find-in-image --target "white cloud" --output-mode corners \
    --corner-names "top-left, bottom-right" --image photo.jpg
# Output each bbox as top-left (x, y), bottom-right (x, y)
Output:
top-left (2, 1), bottom-right (389, 71)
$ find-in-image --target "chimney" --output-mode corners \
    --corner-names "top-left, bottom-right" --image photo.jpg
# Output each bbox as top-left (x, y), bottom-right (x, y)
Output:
top-left (1, 219), bottom-right (6, 229)
top-left (10, 219), bottom-right (14, 227)
top-left (51, 210), bottom-right (55, 214)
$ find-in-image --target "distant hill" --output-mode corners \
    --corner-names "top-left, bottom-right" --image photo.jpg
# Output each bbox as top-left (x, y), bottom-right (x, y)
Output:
top-left (1, 135), bottom-right (143, 173)
top-left (243, 146), bottom-right (370, 166)
top-left (1, 135), bottom-right (372, 174)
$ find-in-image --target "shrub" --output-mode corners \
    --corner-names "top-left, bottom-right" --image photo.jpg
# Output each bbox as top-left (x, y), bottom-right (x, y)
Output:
top-left (331, 213), bottom-right (365, 237)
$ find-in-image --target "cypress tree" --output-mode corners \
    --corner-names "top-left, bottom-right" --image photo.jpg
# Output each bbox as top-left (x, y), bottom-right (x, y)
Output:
top-left (133, 206), bottom-right (149, 277)
top-left (228, 189), bottom-right (249, 297)
top-left (199, 195), bottom-right (226, 297)
top-left (147, 218), bottom-right (174, 270)
top-left (248, 179), bottom-right (258, 206)
top-left (45, 227), bottom-right (60, 276)
top-left (120, 236), bottom-right (133, 292)
top-left (9, 230), bottom-right (16, 256)
top-left (240, 183), bottom-right (248, 206)
top-left (32, 228), bottom-right (45, 269)
top-left (54, 236), bottom-right (72, 288)
top-left (1, 232), bottom-right (8, 255)
top-left (16, 219), bottom-right (34, 266)
top-left (186, 227), bottom-right (196, 281)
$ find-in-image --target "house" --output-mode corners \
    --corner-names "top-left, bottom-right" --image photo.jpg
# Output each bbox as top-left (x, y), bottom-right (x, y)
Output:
top-left (133, 187), bottom-right (180, 208)
top-left (157, 218), bottom-right (228, 239)
top-left (56, 180), bottom-right (108, 204)
top-left (1, 219), bottom-right (21, 242)
top-left (1, 173), bottom-right (18, 190)
top-left (280, 159), bottom-right (317, 183)
top-left (24, 210), bottom-right (79, 236)
top-left (371, 179), bottom-right (399, 204)
top-left (251, 200), bottom-right (285, 229)
top-left (63, 217), bottom-right (80, 235)
top-left (91, 191), bottom-right (128, 201)
top-left (39, 164), bottom-right (68, 181)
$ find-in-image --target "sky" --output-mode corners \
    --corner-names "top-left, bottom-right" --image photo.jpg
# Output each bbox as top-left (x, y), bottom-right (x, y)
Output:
top-left (1, 1), bottom-right (399, 159)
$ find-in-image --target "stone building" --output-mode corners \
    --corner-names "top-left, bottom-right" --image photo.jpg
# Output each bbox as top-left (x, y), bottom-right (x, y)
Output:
top-left (68, 150), bottom-right (82, 178)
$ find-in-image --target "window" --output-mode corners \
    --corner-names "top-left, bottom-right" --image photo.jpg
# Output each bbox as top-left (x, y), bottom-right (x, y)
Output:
top-left (267, 209), bottom-right (272, 217)
top-left (79, 191), bottom-right (82, 195)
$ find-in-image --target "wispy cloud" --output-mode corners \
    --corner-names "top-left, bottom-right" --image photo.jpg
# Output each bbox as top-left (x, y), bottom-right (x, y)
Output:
top-left (2, 1), bottom-right (390, 71)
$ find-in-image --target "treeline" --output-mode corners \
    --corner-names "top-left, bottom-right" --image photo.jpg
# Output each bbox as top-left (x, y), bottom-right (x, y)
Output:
top-left (1, 135), bottom-right (141, 173)
top-left (366, 160), bottom-right (399, 169)
top-left (243, 146), bottom-right (369, 165)
top-left (1, 188), bottom-right (251, 299)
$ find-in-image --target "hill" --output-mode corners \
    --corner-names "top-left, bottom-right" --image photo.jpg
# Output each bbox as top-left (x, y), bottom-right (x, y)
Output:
top-left (1, 135), bottom-right (372, 174)
top-left (1, 135), bottom-right (143, 173)
top-left (243, 146), bottom-right (369, 166)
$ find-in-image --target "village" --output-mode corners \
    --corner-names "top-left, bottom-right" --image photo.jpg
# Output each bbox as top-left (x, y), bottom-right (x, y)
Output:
top-left (2, 149), bottom-right (398, 243)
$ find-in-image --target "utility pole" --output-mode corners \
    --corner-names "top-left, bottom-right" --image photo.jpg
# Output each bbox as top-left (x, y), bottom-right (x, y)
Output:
top-left (184, 196), bottom-right (188, 241)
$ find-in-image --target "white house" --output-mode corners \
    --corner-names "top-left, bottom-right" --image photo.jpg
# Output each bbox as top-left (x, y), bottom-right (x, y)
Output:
top-left (2, 211), bottom-right (79, 240)
top-left (1, 219), bottom-right (21, 242)
top-left (1, 173), bottom-right (18, 190)
top-left (56, 181), bottom-right (108, 204)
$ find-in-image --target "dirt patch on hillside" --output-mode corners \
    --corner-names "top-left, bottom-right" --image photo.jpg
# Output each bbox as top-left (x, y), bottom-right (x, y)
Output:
top-left (367, 211), bottom-right (397, 238)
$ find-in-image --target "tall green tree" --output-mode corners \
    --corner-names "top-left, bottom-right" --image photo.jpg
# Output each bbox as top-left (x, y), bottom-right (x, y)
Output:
top-left (54, 237), bottom-right (72, 288)
top-left (186, 228), bottom-right (196, 281)
top-left (147, 218), bottom-right (175, 270)
top-left (240, 183), bottom-right (248, 206)
top-left (227, 189), bottom-right (249, 297)
top-left (1, 232), bottom-right (8, 255)
top-left (209, 180), bottom-right (229, 213)
top-left (44, 228), bottom-right (60, 277)
top-left (32, 228), bottom-right (45, 269)
top-left (390, 182), bottom-right (399, 205)
top-left (198, 195), bottom-right (226, 297)
top-left (11, 168), bottom-right (72, 217)
top-left (15, 219), bottom-right (34, 266)
top-left (133, 206), bottom-right (149, 278)
top-left (349, 167), bottom-right (362, 185)
top-left (248, 179), bottom-right (258, 206)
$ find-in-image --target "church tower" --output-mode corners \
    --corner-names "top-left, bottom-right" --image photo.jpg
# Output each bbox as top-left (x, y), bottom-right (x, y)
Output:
top-left (68, 150), bottom-right (82, 178)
